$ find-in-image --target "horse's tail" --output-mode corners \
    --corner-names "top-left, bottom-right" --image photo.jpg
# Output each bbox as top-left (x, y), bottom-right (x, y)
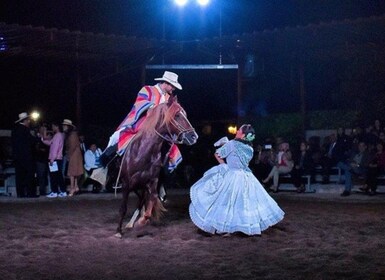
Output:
top-left (152, 197), bottom-right (167, 221)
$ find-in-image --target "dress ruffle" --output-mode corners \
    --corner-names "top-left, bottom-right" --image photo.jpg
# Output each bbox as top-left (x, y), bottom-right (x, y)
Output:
top-left (189, 164), bottom-right (284, 236)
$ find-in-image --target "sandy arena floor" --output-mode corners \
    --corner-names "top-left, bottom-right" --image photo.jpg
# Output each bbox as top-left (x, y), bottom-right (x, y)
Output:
top-left (1, 190), bottom-right (385, 280)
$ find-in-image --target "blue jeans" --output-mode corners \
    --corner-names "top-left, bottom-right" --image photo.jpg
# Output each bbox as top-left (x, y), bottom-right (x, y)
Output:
top-left (337, 162), bottom-right (353, 192)
top-left (337, 161), bottom-right (366, 192)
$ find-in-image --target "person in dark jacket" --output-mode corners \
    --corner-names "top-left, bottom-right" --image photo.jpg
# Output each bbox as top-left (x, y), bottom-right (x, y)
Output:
top-left (11, 112), bottom-right (37, 197)
top-left (291, 141), bottom-right (314, 193)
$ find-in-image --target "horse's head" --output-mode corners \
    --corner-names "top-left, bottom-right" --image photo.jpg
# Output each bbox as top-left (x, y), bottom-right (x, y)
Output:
top-left (163, 96), bottom-right (198, 145)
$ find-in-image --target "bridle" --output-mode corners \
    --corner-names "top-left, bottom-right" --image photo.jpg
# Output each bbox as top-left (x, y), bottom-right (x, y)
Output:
top-left (154, 104), bottom-right (195, 144)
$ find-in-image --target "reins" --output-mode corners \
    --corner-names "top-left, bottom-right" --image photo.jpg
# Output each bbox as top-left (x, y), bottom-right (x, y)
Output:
top-left (153, 105), bottom-right (195, 144)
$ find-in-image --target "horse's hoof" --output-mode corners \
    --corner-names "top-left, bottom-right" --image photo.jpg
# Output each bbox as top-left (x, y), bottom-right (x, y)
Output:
top-left (114, 232), bottom-right (123, 239)
top-left (125, 222), bottom-right (134, 229)
top-left (134, 218), bottom-right (149, 228)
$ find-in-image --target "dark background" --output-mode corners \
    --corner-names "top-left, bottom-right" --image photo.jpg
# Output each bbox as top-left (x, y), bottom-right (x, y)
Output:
top-left (1, 1), bottom-right (385, 133)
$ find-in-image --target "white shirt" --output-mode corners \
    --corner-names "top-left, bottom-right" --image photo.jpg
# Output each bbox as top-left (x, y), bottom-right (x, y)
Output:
top-left (84, 148), bottom-right (102, 171)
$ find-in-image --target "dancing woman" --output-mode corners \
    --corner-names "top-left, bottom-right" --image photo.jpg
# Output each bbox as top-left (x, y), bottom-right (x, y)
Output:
top-left (189, 124), bottom-right (284, 236)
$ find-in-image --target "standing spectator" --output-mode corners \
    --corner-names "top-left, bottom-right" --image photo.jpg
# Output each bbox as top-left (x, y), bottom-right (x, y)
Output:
top-left (11, 112), bottom-right (37, 198)
top-left (34, 124), bottom-right (50, 196)
top-left (262, 142), bottom-right (294, 192)
top-left (79, 134), bottom-right (87, 155)
top-left (291, 140), bottom-right (314, 193)
top-left (361, 141), bottom-right (385, 195)
top-left (42, 121), bottom-right (67, 198)
top-left (84, 143), bottom-right (104, 193)
top-left (62, 119), bottom-right (84, 196)
top-left (339, 141), bottom-right (372, 197)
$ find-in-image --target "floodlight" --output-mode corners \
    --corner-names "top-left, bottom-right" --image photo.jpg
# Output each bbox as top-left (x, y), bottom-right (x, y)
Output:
top-left (174, 0), bottom-right (188, 7)
top-left (197, 0), bottom-right (210, 6)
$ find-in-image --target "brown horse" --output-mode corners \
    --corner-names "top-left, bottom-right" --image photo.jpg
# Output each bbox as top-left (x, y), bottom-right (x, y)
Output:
top-left (115, 96), bottom-right (198, 237)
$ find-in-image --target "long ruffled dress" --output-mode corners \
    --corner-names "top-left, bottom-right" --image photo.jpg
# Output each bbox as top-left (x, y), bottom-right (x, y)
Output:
top-left (189, 140), bottom-right (285, 235)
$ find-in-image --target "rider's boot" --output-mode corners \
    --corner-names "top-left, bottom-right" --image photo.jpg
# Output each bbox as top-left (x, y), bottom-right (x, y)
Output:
top-left (99, 144), bottom-right (118, 167)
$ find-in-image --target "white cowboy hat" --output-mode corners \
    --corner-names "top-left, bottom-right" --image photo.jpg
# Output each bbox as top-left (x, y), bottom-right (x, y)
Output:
top-left (15, 112), bottom-right (30, 123)
top-left (154, 71), bottom-right (182, 90)
top-left (62, 119), bottom-right (75, 127)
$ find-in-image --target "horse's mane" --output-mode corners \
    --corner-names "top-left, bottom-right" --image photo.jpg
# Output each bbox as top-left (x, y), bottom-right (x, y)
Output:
top-left (137, 100), bottom-right (182, 138)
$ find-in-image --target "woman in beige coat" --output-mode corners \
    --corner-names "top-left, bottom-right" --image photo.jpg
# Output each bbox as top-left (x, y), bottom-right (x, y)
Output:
top-left (63, 119), bottom-right (84, 196)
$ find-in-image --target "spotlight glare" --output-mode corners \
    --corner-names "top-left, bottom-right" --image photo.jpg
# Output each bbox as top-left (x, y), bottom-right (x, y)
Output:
top-left (197, 0), bottom-right (210, 6)
top-left (30, 111), bottom-right (40, 121)
top-left (228, 125), bottom-right (237, 135)
top-left (174, 0), bottom-right (188, 7)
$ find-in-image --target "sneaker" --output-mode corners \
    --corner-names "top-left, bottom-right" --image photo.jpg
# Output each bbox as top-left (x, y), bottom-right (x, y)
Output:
top-left (58, 192), bottom-right (67, 197)
top-left (46, 192), bottom-right (58, 198)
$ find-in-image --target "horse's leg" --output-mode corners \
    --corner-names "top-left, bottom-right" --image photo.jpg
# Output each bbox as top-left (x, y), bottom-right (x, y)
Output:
top-left (125, 190), bottom-right (144, 229)
top-left (134, 191), bottom-right (157, 227)
top-left (115, 186), bottom-right (130, 238)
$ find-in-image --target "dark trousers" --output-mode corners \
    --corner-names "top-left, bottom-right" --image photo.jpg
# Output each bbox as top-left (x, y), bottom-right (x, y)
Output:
top-left (49, 160), bottom-right (65, 193)
top-left (320, 156), bottom-right (336, 183)
top-left (14, 161), bottom-right (35, 197)
top-left (366, 167), bottom-right (379, 192)
top-left (36, 161), bottom-right (49, 195)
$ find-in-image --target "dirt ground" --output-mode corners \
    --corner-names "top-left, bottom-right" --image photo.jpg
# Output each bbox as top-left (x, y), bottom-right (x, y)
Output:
top-left (1, 191), bottom-right (385, 280)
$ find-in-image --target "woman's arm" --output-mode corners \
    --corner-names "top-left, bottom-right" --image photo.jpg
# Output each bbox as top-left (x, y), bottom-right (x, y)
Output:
top-left (214, 152), bottom-right (225, 164)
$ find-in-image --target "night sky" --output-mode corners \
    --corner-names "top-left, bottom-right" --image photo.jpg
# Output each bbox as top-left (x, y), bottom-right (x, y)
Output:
top-left (1, 1), bottom-right (385, 133)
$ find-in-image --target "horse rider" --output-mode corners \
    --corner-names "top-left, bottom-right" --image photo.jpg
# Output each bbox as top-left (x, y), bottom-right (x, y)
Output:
top-left (99, 71), bottom-right (183, 174)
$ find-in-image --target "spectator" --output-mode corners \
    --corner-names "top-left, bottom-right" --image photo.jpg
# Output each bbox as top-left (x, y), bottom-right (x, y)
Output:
top-left (79, 133), bottom-right (87, 155)
top-left (84, 143), bottom-right (104, 193)
top-left (361, 141), bottom-right (385, 195)
top-left (291, 140), bottom-right (314, 193)
top-left (42, 121), bottom-right (67, 198)
top-left (34, 124), bottom-right (50, 196)
top-left (262, 142), bottom-right (294, 192)
top-left (62, 119), bottom-right (84, 196)
top-left (373, 119), bottom-right (383, 137)
top-left (252, 143), bottom-right (274, 186)
top-left (320, 130), bottom-right (350, 184)
top-left (339, 141), bottom-right (372, 197)
top-left (11, 112), bottom-right (37, 198)
top-left (378, 131), bottom-right (385, 145)
top-left (362, 124), bottom-right (378, 151)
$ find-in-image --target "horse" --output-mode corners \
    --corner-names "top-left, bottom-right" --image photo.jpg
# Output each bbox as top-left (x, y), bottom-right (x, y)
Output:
top-left (115, 96), bottom-right (198, 237)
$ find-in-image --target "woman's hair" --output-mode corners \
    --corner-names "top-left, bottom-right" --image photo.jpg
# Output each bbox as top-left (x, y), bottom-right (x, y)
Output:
top-left (236, 124), bottom-right (255, 146)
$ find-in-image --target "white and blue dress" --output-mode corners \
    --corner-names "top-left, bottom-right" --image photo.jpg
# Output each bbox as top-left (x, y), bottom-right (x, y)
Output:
top-left (189, 140), bottom-right (285, 235)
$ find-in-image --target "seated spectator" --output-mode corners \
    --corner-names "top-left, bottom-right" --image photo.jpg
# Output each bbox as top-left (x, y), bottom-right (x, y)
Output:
top-left (291, 140), bottom-right (314, 193)
top-left (339, 141), bottom-right (372, 197)
top-left (252, 143), bottom-right (275, 186)
top-left (262, 142), bottom-right (294, 192)
top-left (362, 124), bottom-right (378, 152)
top-left (361, 141), bottom-right (385, 195)
top-left (373, 119), bottom-right (383, 138)
top-left (320, 130), bottom-right (350, 184)
top-left (378, 131), bottom-right (385, 145)
top-left (84, 143), bottom-right (104, 192)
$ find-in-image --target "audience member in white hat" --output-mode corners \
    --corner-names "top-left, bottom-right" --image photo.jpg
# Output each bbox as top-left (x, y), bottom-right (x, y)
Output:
top-left (11, 112), bottom-right (38, 197)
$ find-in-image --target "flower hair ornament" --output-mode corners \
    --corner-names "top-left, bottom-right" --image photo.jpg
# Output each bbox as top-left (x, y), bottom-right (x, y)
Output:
top-left (244, 132), bottom-right (255, 142)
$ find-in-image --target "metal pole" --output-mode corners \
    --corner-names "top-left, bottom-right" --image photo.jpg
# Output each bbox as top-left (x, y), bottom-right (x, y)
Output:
top-left (219, 5), bottom-right (222, 65)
